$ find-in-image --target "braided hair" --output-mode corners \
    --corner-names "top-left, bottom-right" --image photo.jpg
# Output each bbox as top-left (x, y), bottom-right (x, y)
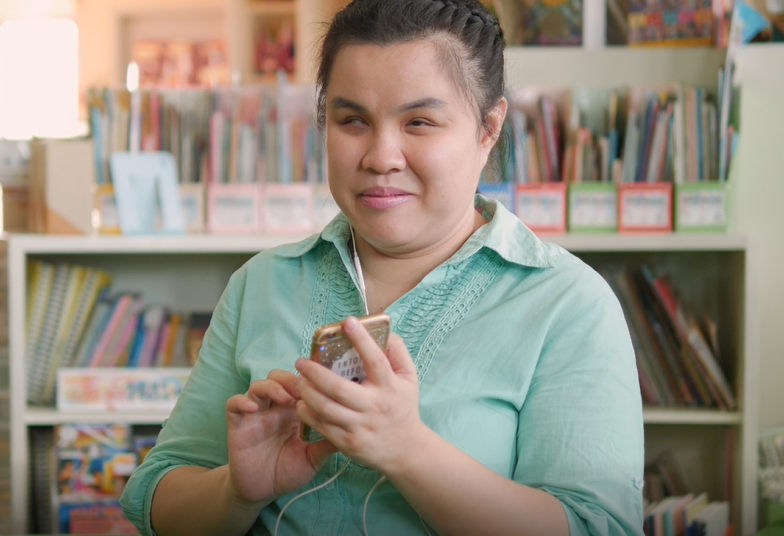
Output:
top-left (315, 0), bottom-right (505, 136)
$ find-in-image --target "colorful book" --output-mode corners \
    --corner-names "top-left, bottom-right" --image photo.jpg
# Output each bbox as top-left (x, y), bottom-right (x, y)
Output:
top-left (86, 294), bottom-right (139, 367)
top-left (58, 269), bottom-right (112, 369)
top-left (27, 263), bottom-right (71, 404)
top-left (72, 292), bottom-right (115, 368)
top-left (40, 265), bottom-right (90, 404)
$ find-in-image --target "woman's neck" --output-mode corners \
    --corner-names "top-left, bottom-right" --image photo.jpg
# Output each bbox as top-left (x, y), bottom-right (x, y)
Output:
top-left (354, 210), bottom-right (487, 314)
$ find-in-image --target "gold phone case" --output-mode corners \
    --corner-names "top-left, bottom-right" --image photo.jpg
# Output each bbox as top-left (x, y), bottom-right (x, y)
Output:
top-left (299, 313), bottom-right (391, 443)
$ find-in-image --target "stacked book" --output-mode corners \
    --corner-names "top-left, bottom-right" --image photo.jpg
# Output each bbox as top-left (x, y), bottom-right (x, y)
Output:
top-left (25, 261), bottom-right (211, 406)
top-left (87, 82), bottom-right (325, 187)
top-left (604, 265), bottom-right (736, 410)
top-left (644, 493), bottom-right (730, 536)
top-left (495, 83), bottom-right (729, 187)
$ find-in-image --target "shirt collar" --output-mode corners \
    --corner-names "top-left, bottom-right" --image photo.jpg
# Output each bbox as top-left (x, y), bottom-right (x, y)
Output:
top-left (273, 194), bottom-right (556, 269)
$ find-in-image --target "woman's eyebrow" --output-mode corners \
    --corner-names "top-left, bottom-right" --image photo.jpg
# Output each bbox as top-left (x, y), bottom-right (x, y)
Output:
top-left (396, 97), bottom-right (447, 113)
top-left (330, 96), bottom-right (367, 113)
top-left (329, 96), bottom-right (447, 114)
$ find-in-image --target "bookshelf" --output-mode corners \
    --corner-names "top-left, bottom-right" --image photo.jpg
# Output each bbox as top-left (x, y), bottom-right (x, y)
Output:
top-left (6, 232), bottom-right (759, 534)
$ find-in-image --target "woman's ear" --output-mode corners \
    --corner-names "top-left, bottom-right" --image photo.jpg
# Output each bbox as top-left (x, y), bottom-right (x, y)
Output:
top-left (481, 97), bottom-right (508, 151)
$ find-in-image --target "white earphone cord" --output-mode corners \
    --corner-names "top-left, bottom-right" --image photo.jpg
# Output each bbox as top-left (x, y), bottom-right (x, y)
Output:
top-left (274, 227), bottom-right (432, 535)
top-left (350, 225), bottom-right (370, 316)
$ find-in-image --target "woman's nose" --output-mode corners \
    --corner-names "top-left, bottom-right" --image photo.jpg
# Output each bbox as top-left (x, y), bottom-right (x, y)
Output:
top-left (361, 128), bottom-right (406, 174)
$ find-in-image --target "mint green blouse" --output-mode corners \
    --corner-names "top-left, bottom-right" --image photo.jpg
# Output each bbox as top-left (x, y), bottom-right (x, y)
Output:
top-left (121, 196), bottom-right (644, 536)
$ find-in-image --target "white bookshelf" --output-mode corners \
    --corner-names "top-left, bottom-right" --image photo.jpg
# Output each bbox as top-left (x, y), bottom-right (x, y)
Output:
top-left (6, 232), bottom-right (759, 534)
top-left (556, 233), bottom-right (759, 536)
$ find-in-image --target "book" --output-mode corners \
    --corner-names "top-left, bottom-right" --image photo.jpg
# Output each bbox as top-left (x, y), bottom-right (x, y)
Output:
top-left (86, 294), bottom-right (139, 367)
top-left (654, 452), bottom-right (689, 497)
top-left (40, 265), bottom-right (89, 404)
top-left (690, 501), bottom-right (730, 536)
top-left (54, 423), bottom-right (138, 533)
top-left (136, 306), bottom-right (168, 368)
top-left (58, 269), bottom-right (112, 369)
top-left (58, 500), bottom-right (137, 535)
top-left (25, 262), bottom-right (55, 374)
top-left (684, 492), bottom-right (710, 530)
top-left (72, 292), bottom-right (115, 368)
top-left (30, 426), bottom-right (55, 533)
top-left (610, 269), bottom-right (677, 406)
top-left (27, 263), bottom-right (71, 404)
top-left (186, 311), bottom-right (211, 365)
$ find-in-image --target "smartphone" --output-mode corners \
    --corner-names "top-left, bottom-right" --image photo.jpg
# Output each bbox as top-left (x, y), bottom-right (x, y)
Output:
top-left (299, 312), bottom-right (391, 443)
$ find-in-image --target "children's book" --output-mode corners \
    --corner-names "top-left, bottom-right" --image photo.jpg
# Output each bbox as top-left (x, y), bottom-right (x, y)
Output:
top-left (55, 423), bottom-right (135, 501)
top-left (58, 499), bottom-right (138, 535)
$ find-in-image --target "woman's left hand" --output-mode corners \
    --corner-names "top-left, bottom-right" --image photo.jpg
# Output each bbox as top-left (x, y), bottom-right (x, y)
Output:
top-left (294, 316), bottom-right (427, 473)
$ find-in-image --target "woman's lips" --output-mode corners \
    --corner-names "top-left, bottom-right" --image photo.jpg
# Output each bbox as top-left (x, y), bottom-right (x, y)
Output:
top-left (358, 188), bottom-right (412, 209)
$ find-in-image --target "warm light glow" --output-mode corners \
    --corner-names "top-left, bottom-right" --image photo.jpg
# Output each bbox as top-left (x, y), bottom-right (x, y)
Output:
top-left (126, 61), bottom-right (140, 93)
top-left (0, 18), bottom-right (80, 139)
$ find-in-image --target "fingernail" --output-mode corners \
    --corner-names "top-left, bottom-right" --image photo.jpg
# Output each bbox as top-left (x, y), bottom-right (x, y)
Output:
top-left (344, 316), bottom-right (359, 332)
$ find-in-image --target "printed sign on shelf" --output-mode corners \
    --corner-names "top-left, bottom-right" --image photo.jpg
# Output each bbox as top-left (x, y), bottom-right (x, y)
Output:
top-left (262, 183), bottom-right (314, 234)
top-left (206, 182), bottom-right (262, 233)
top-left (568, 183), bottom-right (617, 232)
top-left (618, 182), bottom-right (672, 233)
top-left (515, 182), bottom-right (567, 234)
top-left (57, 367), bottom-right (191, 413)
top-left (675, 183), bottom-right (728, 232)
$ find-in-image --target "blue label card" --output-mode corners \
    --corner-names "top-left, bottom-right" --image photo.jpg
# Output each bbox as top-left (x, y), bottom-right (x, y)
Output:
top-left (110, 152), bottom-right (186, 235)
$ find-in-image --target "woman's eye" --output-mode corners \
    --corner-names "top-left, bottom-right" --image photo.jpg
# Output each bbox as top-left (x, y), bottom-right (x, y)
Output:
top-left (341, 117), bottom-right (366, 126)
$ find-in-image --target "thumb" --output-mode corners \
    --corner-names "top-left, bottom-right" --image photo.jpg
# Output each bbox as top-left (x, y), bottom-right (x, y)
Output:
top-left (386, 334), bottom-right (418, 380)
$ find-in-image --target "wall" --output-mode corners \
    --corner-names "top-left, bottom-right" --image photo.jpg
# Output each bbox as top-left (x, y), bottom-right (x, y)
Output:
top-left (731, 43), bottom-right (784, 432)
top-left (74, 0), bottom-right (226, 91)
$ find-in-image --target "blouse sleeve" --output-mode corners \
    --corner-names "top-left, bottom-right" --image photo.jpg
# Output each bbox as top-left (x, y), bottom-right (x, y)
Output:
top-left (513, 282), bottom-right (645, 536)
top-left (120, 268), bottom-right (251, 536)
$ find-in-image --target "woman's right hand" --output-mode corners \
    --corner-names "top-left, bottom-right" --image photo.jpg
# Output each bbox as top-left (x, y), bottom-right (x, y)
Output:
top-left (225, 370), bottom-right (339, 506)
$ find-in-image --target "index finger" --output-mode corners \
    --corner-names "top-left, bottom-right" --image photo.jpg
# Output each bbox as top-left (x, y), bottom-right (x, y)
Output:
top-left (247, 370), bottom-right (300, 405)
top-left (342, 316), bottom-right (392, 386)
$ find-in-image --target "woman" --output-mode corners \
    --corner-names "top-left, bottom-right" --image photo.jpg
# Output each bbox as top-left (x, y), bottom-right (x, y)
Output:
top-left (121, 1), bottom-right (644, 534)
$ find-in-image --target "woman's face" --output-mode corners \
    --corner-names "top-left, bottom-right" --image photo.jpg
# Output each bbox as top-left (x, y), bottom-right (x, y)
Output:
top-left (325, 39), bottom-right (504, 257)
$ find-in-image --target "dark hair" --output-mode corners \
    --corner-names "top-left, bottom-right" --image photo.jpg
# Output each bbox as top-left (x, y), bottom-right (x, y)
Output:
top-left (315, 0), bottom-right (506, 136)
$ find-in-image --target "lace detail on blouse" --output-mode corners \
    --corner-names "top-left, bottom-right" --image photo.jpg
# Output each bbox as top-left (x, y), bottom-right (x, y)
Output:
top-left (302, 243), bottom-right (505, 383)
top-left (395, 250), bottom-right (505, 382)
top-left (300, 243), bottom-right (364, 359)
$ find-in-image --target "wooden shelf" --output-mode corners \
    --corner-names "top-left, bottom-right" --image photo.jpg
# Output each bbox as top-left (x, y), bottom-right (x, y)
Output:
top-left (643, 408), bottom-right (743, 425)
top-left (24, 407), bottom-right (169, 426)
top-left (547, 232), bottom-right (747, 252)
top-left (7, 231), bottom-right (749, 255)
top-left (504, 46), bottom-right (727, 88)
top-left (7, 233), bottom-right (311, 255)
top-left (247, 1), bottom-right (296, 16)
